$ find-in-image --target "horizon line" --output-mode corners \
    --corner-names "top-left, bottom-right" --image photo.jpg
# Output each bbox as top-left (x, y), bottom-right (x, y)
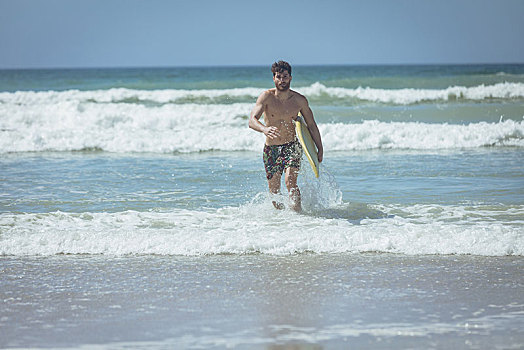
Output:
top-left (1, 62), bottom-right (524, 71)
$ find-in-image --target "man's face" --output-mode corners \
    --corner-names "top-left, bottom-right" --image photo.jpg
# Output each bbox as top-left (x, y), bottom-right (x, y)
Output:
top-left (273, 70), bottom-right (292, 91)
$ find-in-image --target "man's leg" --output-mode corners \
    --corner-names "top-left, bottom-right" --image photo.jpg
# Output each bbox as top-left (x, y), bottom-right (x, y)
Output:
top-left (285, 167), bottom-right (301, 212)
top-left (268, 173), bottom-right (285, 210)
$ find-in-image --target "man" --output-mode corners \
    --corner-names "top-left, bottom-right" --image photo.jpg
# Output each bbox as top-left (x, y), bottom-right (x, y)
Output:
top-left (249, 60), bottom-right (323, 211)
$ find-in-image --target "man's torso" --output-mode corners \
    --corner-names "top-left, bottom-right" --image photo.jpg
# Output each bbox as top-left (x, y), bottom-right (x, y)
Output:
top-left (263, 89), bottom-right (302, 146)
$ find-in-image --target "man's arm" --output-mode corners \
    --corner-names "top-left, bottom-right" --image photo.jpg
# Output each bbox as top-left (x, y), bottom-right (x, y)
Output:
top-left (300, 100), bottom-right (323, 163)
top-left (249, 92), bottom-right (280, 139)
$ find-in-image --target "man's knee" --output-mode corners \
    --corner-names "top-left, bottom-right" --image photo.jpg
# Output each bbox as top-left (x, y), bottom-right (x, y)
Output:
top-left (268, 174), bottom-right (282, 194)
top-left (285, 170), bottom-right (298, 190)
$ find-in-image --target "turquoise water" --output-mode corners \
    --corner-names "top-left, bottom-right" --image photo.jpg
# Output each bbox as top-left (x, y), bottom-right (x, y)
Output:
top-left (1, 64), bottom-right (523, 255)
top-left (2, 64), bottom-right (524, 91)
top-left (1, 64), bottom-right (523, 254)
top-left (1, 65), bottom-right (523, 348)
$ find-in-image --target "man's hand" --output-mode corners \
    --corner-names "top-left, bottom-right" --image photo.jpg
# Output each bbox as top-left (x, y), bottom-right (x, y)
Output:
top-left (264, 126), bottom-right (281, 139)
top-left (317, 148), bottom-right (323, 163)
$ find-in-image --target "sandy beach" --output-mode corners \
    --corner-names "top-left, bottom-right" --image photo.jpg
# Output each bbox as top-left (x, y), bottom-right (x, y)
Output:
top-left (1, 253), bottom-right (522, 349)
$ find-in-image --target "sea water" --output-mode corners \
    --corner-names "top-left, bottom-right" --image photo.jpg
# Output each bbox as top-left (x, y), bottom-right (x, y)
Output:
top-left (0, 65), bottom-right (523, 349)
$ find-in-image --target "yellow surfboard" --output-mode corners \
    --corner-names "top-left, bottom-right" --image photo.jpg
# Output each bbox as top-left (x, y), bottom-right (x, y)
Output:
top-left (295, 112), bottom-right (319, 178)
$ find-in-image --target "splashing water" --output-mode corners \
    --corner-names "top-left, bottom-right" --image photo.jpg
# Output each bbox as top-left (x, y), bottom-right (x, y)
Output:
top-left (299, 163), bottom-right (343, 212)
top-left (251, 161), bottom-right (344, 214)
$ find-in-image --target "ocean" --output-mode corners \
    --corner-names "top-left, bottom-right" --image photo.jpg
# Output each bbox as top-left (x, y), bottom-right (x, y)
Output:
top-left (1, 64), bottom-right (523, 349)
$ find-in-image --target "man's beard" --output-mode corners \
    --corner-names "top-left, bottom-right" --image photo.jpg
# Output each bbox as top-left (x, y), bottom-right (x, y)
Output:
top-left (275, 81), bottom-right (290, 91)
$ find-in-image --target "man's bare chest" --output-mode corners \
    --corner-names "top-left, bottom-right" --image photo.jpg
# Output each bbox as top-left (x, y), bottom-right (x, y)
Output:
top-left (265, 98), bottom-right (300, 118)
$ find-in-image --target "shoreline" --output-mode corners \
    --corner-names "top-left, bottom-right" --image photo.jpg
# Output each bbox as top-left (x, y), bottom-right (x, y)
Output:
top-left (2, 253), bottom-right (523, 349)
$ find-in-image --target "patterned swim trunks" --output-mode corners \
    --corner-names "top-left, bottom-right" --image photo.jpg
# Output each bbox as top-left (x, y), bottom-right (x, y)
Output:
top-left (263, 140), bottom-right (303, 180)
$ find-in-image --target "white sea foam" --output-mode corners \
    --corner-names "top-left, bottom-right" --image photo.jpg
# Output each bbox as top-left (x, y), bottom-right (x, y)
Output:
top-left (0, 102), bottom-right (258, 153)
top-left (322, 119), bottom-right (524, 150)
top-left (300, 82), bottom-right (524, 104)
top-left (0, 202), bottom-right (522, 257)
top-left (0, 87), bottom-right (261, 106)
top-left (1, 82), bottom-right (523, 106)
top-left (0, 93), bottom-right (522, 153)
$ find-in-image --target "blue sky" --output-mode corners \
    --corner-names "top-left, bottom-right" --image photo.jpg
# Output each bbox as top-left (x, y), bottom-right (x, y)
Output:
top-left (1, 0), bottom-right (523, 68)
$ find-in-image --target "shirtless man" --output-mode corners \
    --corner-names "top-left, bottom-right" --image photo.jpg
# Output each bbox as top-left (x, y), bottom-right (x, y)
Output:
top-left (249, 61), bottom-right (323, 211)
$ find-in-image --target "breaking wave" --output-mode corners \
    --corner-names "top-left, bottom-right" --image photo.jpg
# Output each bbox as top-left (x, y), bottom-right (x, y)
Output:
top-left (0, 202), bottom-right (522, 256)
top-left (1, 82), bottom-right (523, 105)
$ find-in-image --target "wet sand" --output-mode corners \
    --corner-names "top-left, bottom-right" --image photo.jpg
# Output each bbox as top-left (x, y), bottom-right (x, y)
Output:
top-left (1, 253), bottom-right (523, 349)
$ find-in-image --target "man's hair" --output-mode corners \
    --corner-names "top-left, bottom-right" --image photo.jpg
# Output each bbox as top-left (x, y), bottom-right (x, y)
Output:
top-left (271, 60), bottom-right (292, 76)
